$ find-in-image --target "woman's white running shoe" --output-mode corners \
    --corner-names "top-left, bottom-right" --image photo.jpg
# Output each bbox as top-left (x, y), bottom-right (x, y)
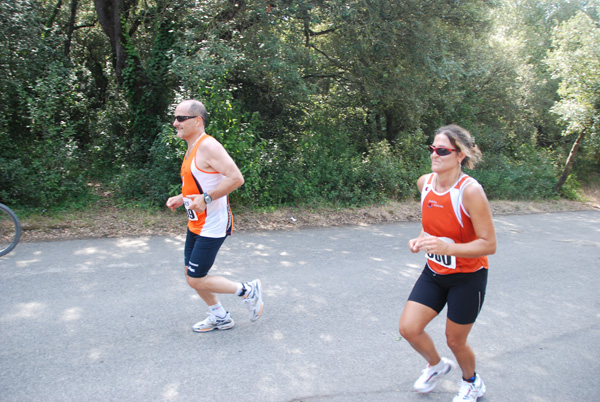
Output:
top-left (453, 374), bottom-right (486, 401)
top-left (413, 357), bottom-right (457, 393)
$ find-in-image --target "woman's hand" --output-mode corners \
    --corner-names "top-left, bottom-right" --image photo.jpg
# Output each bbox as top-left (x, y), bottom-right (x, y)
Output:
top-left (411, 235), bottom-right (451, 255)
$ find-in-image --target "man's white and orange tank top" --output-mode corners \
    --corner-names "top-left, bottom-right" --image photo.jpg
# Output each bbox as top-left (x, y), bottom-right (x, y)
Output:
top-left (420, 173), bottom-right (488, 275)
top-left (180, 135), bottom-right (233, 237)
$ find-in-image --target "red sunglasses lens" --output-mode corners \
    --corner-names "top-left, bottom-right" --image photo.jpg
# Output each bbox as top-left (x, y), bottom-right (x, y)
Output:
top-left (429, 146), bottom-right (453, 156)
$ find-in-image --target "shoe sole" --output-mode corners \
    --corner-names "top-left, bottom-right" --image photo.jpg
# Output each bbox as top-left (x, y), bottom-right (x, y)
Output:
top-left (193, 321), bottom-right (235, 333)
top-left (415, 382), bottom-right (438, 393)
top-left (452, 384), bottom-right (486, 401)
top-left (250, 279), bottom-right (263, 322)
top-left (478, 382), bottom-right (487, 398)
top-left (414, 359), bottom-right (456, 393)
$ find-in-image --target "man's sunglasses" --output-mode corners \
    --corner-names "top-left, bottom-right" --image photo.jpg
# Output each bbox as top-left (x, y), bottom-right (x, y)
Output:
top-left (429, 145), bottom-right (457, 156)
top-left (175, 115), bottom-right (199, 122)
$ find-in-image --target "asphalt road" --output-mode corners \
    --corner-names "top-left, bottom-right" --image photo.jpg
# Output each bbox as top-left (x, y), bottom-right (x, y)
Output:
top-left (1, 210), bottom-right (599, 402)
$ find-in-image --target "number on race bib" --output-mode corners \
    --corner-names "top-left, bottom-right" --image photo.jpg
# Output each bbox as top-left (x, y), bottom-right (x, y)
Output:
top-left (187, 209), bottom-right (196, 220)
top-left (183, 197), bottom-right (198, 221)
top-left (423, 233), bottom-right (456, 269)
top-left (426, 253), bottom-right (456, 269)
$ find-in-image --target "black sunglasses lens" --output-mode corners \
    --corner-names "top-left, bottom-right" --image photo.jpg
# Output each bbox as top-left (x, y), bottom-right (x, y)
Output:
top-left (175, 116), bottom-right (196, 122)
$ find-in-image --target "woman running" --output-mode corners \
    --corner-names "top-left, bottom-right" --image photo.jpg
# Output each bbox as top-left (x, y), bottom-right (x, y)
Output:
top-left (399, 124), bottom-right (496, 402)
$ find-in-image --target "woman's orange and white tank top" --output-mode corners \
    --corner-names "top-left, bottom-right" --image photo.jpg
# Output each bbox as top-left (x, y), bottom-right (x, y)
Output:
top-left (420, 173), bottom-right (488, 275)
top-left (180, 135), bottom-right (233, 237)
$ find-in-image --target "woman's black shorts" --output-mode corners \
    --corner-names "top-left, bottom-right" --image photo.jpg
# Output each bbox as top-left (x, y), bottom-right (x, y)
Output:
top-left (408, 264), bottom-right (488, 325)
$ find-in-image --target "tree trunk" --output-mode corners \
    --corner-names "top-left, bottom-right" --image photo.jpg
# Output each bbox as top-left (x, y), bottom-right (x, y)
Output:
top-left (555, 129), bottom-right (586, 192)
top-left (93, 0), bottom-right (126, 81)
top-left (46, 0), bottom-right (64, 28)
top-left (64, 0), bottom-right (79, 57)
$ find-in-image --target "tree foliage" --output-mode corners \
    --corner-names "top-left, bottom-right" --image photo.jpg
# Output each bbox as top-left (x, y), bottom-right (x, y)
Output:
top-left (0, 0), bottom-right (597, 209)
top-left (545, 9), bottom-right (600, 191)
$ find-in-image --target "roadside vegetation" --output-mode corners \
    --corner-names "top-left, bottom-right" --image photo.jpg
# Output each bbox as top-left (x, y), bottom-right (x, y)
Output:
top-left (1, 1), bottom-right (599, 235)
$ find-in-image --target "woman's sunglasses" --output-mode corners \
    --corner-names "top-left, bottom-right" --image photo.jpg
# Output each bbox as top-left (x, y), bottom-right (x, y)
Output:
top-left (175, 115), bottom-right (199, 122)
top-left (429, 145), bottom-right (457, 156)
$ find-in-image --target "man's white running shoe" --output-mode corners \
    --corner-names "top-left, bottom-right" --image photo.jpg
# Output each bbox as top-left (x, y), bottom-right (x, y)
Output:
top-left (413, 357), bottom-right (457, 393)
top-left (453, 374), bottom-right (486, 401)
top-left (242, 279), bottom-right (263, 321)
top-left (192, 312), bottom-right (234, 333)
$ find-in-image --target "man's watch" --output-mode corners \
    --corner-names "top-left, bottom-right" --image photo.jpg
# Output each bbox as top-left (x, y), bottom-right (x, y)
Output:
top-left (203, 193), bottom-right (212, 205)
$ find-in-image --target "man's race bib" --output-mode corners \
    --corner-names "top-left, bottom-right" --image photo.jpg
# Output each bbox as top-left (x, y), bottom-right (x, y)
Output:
top-left (183, 197), bottom-right (198, 221)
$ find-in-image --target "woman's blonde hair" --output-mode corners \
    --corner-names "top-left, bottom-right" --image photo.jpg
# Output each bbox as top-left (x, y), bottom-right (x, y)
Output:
top-left (435, 124), bottom-right (482, 169)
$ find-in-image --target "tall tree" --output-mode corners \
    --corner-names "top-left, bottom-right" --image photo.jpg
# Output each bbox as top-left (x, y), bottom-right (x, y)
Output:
top-left (489, 0), bottom-right (596, 150)
top-left (93, 0), bottom-right (130, 81)
top-left (92, 0), bottom-right (178, 164)
top-left (546, 10), bottom-right (600, 191)
top-left (300, 0), bottom-right (497, 143)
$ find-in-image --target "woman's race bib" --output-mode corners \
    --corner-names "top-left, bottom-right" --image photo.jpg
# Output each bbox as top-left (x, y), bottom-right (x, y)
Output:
top-left (424, 233), bottom-right (456, 269)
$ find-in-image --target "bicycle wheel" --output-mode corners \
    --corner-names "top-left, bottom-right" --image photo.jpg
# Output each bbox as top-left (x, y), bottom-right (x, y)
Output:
top-left (0, 203), bottom-right (21, 257)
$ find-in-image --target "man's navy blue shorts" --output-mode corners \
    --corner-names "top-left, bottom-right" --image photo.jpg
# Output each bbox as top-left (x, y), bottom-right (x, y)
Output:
top-left (407, 264), bottom-right (488, 325)
top-left (184, 229), bottom-right (227, 278)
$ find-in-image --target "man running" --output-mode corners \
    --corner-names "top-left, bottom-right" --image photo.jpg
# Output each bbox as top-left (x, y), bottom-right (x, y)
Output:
top-left (166, 99), bottom-right (263, 332)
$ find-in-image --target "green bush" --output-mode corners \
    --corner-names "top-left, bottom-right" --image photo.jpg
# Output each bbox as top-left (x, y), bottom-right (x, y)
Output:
top-left (1, 61), bottom-right (90, 207)
top-left (113, 125), bottom-right (184, 206)
top-left (250, 126), bottom-right (427, 207)
top-left (253, 127), bottom-right (364, 206)
top-left (360, 140), bottom-right (418, 202)
top-left (202, 90), bottom-right (266, 205)
top-left (472, 145), bottom-right (559, 200)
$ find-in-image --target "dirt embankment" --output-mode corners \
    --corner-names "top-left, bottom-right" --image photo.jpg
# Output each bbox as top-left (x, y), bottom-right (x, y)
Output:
top-left (19, 195), bottom-right (599, 243)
